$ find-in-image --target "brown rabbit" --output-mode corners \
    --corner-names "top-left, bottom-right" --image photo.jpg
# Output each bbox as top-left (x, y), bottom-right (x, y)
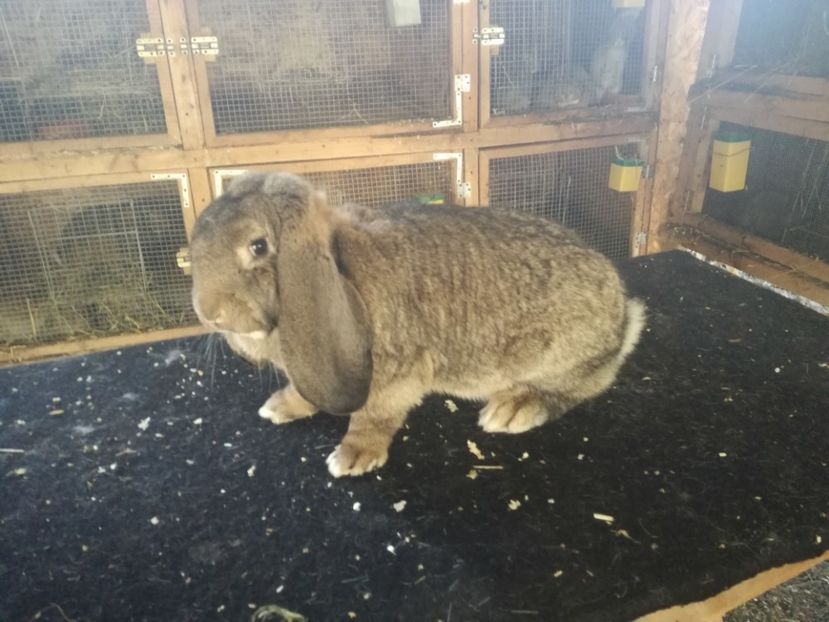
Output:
top-left (190, 172), bottom-right (645, 477)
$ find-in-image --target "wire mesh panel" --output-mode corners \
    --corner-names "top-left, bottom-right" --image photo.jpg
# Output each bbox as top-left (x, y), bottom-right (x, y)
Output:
top-left (489, 0), bottom-right (647, 116)
top-left (197, 0), bottom-right (452, 135)
top-left (703, 124), bottom-right (829, 262)
top-left (220, 161), bottom-right (455, 207)
top-left (488, 145), bottom-right (636, 258)
top-left (0, 181), bottom-right (193, 348)
top-left (731, 0), bottom-right (829, 78)
top-left (0, 0), bottom-right (168, 143)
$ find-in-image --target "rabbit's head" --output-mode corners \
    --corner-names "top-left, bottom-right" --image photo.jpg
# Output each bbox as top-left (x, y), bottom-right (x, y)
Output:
top-left (190, 172), bottom-right (373, 414)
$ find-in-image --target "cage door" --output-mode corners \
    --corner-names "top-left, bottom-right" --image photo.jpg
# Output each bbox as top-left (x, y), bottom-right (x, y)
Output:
top-left (0, 0), bottom-right (181, 150)
top-left (480, 0), bottom-right (652, 123)
top-left (187, 0), bottom-right (456, 143)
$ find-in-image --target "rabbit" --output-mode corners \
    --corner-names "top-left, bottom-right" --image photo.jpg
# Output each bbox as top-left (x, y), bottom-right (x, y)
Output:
top-left (190, 172), bottom-right (646, 478)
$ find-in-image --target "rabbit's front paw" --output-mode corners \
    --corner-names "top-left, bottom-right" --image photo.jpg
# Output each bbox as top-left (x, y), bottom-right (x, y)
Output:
top-left (326, 441), bottom-right (388, 478)
top-left (479, 392), bottom-right (549, 434)
top-left (258, 386), bottom-right (316, 424)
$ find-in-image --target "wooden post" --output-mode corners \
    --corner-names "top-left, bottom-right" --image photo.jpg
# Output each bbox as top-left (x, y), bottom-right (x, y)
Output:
top-left (647, 0), bottom-right (712, 253)
top-left (157, 0), bottom-right (207, 150)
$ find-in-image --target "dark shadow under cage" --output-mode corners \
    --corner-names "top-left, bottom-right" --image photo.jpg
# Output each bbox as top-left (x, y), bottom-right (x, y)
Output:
top-left (489, 0), bottom-right (646, 116)
top-left (221, 161), bottom-right (455, 207)
top-left (0, 0), bottom-right (167, 143)
top-left (197, 0), bottom-right (452, 135)
top-left (487, 145), bottom-right (637, 259)
top-left (731, 0), bottom-right (829, 78)
top-left (703, 123), bottom-right (829, 263)
top-left (0, 182), bottom-right (193, 348)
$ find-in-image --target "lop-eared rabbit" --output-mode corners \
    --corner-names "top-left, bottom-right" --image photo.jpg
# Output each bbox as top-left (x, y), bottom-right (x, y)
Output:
top-left (190, 173), bottom-right (645, 477)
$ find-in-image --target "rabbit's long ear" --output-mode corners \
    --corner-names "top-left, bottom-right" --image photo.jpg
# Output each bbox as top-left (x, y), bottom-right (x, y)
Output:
top-left (276, 191), bottom-right (372, 415)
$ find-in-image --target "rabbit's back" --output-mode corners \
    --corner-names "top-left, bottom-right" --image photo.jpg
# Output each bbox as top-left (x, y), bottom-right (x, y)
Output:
top-left (336, 205), bottom-right (629, 390)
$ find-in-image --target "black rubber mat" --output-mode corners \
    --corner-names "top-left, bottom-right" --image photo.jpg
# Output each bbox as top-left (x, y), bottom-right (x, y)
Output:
top-left (1, 251), bottom-right (827, 622)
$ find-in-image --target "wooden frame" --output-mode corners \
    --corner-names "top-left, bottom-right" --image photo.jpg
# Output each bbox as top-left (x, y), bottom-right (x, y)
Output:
top-left (0, 0), bottom-right (182, 158)
top-left (478, 0), bottom-right (668, 129)
top-left (479, 132), bottom-right (653, 257)
top-left (182, 0), bottom-right (465, 148)
top-left (0, 114), bottom-right (658, 183)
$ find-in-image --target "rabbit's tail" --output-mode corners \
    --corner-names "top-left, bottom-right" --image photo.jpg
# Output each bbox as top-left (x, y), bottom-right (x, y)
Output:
top-left (619, 298), bottom-right (646, 360)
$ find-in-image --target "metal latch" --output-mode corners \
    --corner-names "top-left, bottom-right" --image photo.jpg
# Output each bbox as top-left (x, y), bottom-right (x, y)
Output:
top-left (136, 37), bottom-right (176, 59)
top-left (180, 36), bottom-right (219, 57)
top-left (472, 26), bottom-right (505, 47)
top-left (176, 247), bottom-right (192, 276)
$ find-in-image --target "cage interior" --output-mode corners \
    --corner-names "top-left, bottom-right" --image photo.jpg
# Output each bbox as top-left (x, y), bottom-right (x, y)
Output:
top-left (731, 0), bottom-right (829, 78)
top-left (703, 123), bottom-right (829, 263)
top-left (489, 0), bottom-right (647, 116)
top-left (196, 0), bottom-right (452, 135)
top-left (0, 0), bottom-right (167, 143)
top-left (221, 161), bottom-right (455, 207)
top-left (488, 144), bottom-right (638, 259)
top-left (0, 181), bottom-right (193, 348)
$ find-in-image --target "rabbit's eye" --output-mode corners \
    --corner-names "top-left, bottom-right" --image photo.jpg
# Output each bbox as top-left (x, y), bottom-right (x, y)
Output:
top-left (249, 238), bottom-right (269, 258)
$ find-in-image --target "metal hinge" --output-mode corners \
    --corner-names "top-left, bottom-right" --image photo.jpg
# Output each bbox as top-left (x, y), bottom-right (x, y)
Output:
top-left (633, 232), bottom-right (647, 252)
top-left (180, 36), bottom-right (219, 57)
top-left (432, 74), bottom-right (470, 129)
top-left (212, 169), bottom-right (248, 197)
top-left (642, 162), bottom-right (653, 179)
top-left (650, 64), bottom-right (660, 84)
top-left (136, 37), bottom-right (175, 59)
top-left (151, 172), bottom-right (191, 211)
top-left (433, 152), bottom-right (471, 200)
top-left (473, 26), bottom-right (505, 47)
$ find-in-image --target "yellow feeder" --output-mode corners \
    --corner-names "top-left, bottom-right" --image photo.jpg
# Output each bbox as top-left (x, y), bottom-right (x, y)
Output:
top-left (612, 0), bottom-right (646, 8)
top-left (609, 158), bottom-right (644, 192)
top-left (709, 132), bottom-right (751, 193)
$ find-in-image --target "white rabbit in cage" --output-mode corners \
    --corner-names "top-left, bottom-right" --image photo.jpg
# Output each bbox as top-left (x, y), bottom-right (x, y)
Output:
top-left (590, 36), bottom-right (627, 103)
top-left (589, 8), bottom-right (643, 104)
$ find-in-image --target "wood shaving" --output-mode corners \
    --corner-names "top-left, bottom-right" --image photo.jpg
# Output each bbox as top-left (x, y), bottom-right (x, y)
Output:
top-left (467, 440), bottom-right (484, 460)
top-left (137, 417), bottom-right (151, 431)
top-left (392, 500), bottom-right (407, 512)
top-left (508, 499), bottom-right (521, 511)
top-left (593, 513), bottom-right (615, 524)
top-left (553, 570), bottom-right (564, 578)
top-left (466, 469), bottom-right (479, 480)
top-left (444, 399), bottom-right (459, 413)
top-left (48, 409), bottom-right (64, 416)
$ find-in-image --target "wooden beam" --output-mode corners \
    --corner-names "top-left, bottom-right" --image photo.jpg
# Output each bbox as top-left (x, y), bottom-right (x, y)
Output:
top-left (711, 106), bottom-right (829, 143)
top-left (663, 227), bottom-right (829, 307)
top-left (637, 551), bottom-right (829, 622)
top-left (695, 0), bottom-right (744, 82)
top-left (675, 214), bottom-right (829, 285)
top-left (0, 115), bottom-right (656, 183)
top-left (1, 326), bottom-right (207, 368)
top-left (648, 0), bottom-right (712, 252)
top-left (158, 0), bottom-right (207, 150)
top-left (693, 88), bottom-right (829, 125)
top-left (186, 167), bottom-right (212, 230)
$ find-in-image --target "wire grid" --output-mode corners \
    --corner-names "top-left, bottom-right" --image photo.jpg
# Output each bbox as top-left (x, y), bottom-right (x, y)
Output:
top-left (0, 0), bottom-right (168, 143)
top-left (0, 181), bottom-right (193, 347)
top-left (488, 145), bottom-right (636, 258)
top-left (197, 0), bottom-right (451, 134)
top-left (703, 124), bottom-right (829, 262)
top-left (222, 161), bottom-right (455, 207)
top-left (489, 0), bottom-right (646, 115)
top-left (732, 0), bottom-right (829, 78)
